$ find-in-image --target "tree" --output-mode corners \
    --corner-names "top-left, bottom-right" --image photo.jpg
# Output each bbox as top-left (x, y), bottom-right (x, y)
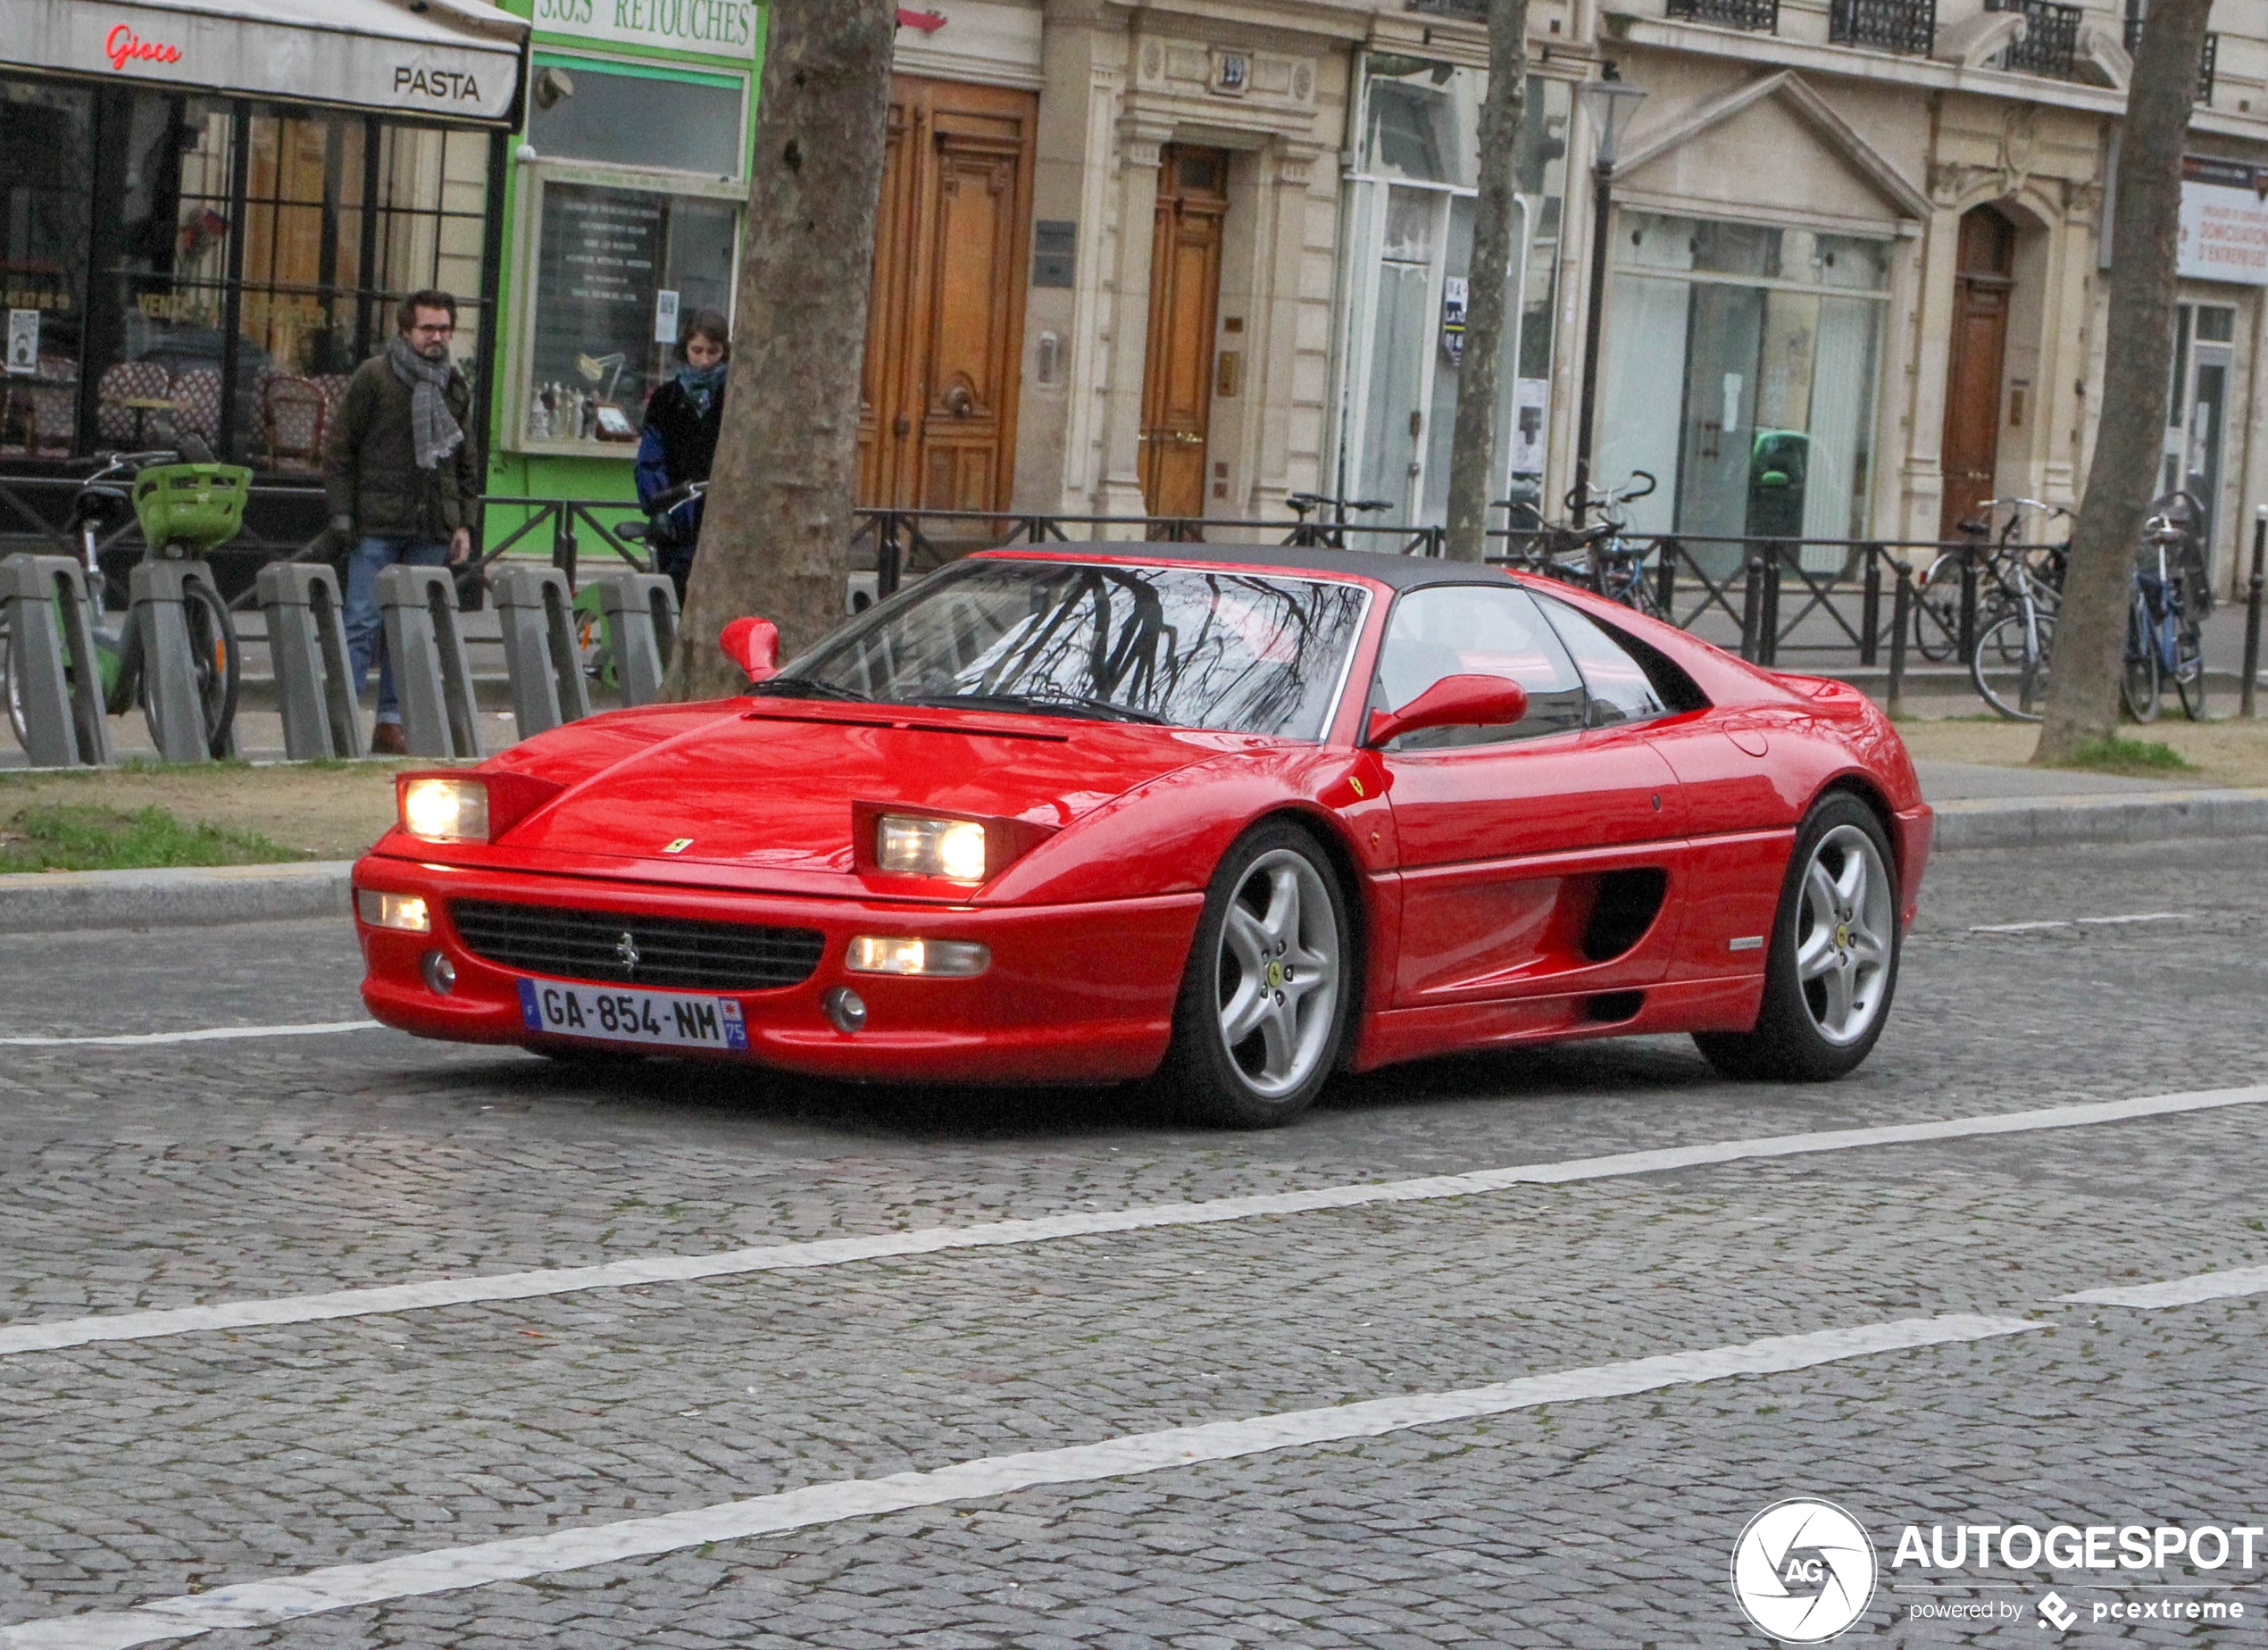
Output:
top-left (1441, 0), bottom-right (1530, 563)
top-left (2033, 0), bottom-right (2214, 761)
top-left (664, 1), bottom-right (897, 702)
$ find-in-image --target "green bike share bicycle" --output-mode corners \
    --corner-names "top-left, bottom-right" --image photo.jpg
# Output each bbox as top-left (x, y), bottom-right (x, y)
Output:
top-left (3, 446), bottom-right (243, 760)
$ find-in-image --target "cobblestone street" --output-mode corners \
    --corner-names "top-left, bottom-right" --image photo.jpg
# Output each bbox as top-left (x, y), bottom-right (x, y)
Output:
top-left (3, 836), bottom-right (2265, 1647)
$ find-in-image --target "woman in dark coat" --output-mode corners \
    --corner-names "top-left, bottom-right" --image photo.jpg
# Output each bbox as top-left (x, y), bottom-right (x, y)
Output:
top-left (635, 309), bottom-right (729, 601)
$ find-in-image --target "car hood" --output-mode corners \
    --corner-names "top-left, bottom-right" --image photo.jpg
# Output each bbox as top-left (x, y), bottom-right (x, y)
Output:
top-left (491, 701), bottom-right (1239, 888)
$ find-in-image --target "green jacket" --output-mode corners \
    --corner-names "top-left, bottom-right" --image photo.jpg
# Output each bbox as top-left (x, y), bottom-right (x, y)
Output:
top-left (321, 354), bottom-right (481, 540)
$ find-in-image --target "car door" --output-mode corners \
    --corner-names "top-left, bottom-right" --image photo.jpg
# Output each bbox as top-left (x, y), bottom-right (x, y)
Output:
top-left (1375, 582), bottom-right (1687, 1010)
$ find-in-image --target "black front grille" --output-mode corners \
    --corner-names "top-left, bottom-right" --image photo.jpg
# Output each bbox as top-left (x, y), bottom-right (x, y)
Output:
top-left (451, 900), bottom-right (825, 992)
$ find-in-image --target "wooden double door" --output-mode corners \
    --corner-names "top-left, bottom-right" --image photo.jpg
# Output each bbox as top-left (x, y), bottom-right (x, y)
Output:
top-left (859, 78), bottom-right (1037, 513)
top-left (1939, 206), bottom-right (2015, 544)
top-left (1139, 146), bottom-right (1230, 519)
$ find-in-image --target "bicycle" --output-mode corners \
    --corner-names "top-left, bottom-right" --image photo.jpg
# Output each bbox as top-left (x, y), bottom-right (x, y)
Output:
top-left (1967, 543), bottom-right (2061, 721)
top-left (1917, 498), bottom-right (2068, 663)
top-left (1546, 471), bottom-right (1662, 618)
top-left (2122, 493), bottom-right (2210, 723)
top-left (1282, 492), bottom-right (1390, 549)
top-left (4, 446), bottom-right (242, 759)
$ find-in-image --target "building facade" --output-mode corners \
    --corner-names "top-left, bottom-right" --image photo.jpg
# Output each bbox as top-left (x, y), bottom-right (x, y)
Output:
top-left (880, 0), bottom-right (2268, 596)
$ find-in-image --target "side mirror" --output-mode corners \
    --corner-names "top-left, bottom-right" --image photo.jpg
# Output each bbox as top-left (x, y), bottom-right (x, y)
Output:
top-left (719, 615), bottom-right (780, 683)
top-left (1365, 672), bottom-right (1529, 747)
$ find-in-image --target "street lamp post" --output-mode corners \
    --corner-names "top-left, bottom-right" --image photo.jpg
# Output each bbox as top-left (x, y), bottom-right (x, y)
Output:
top-left (1572, 72), bottom-right (1647, 527)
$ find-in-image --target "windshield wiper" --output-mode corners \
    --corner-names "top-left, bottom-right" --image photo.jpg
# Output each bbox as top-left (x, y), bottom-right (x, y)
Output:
top-left (910, 691), bottom-right (1167, 725)
top-left (745, 676), bottom-right (871, 702)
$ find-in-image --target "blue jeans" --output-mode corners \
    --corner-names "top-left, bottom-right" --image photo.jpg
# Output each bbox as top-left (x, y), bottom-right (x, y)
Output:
top-left (345, 536), bottom-right (450, 724)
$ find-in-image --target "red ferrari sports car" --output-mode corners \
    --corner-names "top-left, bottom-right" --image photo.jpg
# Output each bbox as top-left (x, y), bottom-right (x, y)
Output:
top-left (354, 544), bottom-right (1929, 1125)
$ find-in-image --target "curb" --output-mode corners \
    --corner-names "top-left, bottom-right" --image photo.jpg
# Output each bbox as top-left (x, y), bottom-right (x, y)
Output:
top-left (0, 861), bottom-right (353, 934)
top-left (3, 788), bottom-right (2264, 931)
top-left (1930, 788), bottom-right (2268, 852)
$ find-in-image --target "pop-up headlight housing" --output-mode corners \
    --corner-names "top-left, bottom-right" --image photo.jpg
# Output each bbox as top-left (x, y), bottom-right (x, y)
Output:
top-left (396, 771), bottom-right (564, 845)
top-left (851, 803), bottom-right (1056, 886)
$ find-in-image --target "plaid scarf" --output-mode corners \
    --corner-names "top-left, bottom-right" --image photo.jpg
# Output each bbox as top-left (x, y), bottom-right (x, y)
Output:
top-left (386, 335), bottom-right (464, 471)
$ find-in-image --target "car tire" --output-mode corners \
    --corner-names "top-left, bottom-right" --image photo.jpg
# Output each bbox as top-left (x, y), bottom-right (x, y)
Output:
top-left (1694, 793), bottom-right (1900, 1083)
top-left (1160, 820), bottom-right (1354, 1129)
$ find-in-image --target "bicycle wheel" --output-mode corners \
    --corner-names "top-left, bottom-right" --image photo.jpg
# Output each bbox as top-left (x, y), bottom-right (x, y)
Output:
top-left (1971, 607), bottom-right (2055, 721)
top-left (0, 628), bottom-right (23, 752)
top-left (134, 583), bottom-right (239, 759)
top-left (2121, 596), bottom-right (2160, 723)
top-left (1913, 589), bottom-right (1960, 662)
top-left (2173, 617), bottom-right (2208, 721)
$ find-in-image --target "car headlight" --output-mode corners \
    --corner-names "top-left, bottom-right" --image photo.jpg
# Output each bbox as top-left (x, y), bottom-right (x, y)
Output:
top-left (394, 771), bottom-right (563, 845)
top-left (355, 890), bottom-right (431, 932)
top-left (846, 936), bottom-right (990, 977)
top-left (876, 813), bottom-right (989, 882)
top-left (400, 777), bottom-right (488, 843)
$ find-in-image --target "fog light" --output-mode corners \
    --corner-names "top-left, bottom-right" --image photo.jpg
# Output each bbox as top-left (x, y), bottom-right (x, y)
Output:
top-left (846, 936), bottom-right (990, 977)
top-left (356, 889), bottom-right (430, 932)
top-left (421, 950), bottom-right (456, 995)
top-left (823, 986), bottom-right (867, 1033)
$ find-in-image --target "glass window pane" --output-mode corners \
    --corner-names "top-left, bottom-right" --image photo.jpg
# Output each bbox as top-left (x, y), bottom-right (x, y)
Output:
top-left (1537, 596), bottom-right (1667, 725)
top-left (529, 64), bottom-right (743, 177)
top-left (1375, 584), bottom-right (1587, 746)
top-left (525, 179), bottom-right (737, 447)
top-left (0, 79), bottom-right (93, 458)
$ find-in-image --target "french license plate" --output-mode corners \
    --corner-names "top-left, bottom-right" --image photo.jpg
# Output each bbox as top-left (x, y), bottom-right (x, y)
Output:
top-left (516, 979), bottom-right (749, 1051)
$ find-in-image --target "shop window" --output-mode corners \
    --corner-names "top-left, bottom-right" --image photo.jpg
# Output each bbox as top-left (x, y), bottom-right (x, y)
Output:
top-left (0, 81), bottom-right (93, 460)
top-left (1338, 64), bottom-right (1569, 529)
top-left (2164, 301), bottom-right (2233, 563)
top-left (528, 60), bottom-right (743, 178)
top-left (9, 74), bottom-right (499, 474)
top-left (1598, 211), bottom-right (1890, 571)
top-left (517, 178), bottom-right (737, 449)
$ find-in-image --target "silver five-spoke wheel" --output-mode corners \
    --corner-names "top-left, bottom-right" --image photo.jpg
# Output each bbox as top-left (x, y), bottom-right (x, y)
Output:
top-left (1793, 822), bottom-right (1893, 1046)
top-left (1216, 848), bottom-right (1341, 1099)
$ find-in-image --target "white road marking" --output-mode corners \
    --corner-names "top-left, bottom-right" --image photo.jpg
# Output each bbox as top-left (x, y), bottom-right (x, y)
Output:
top-left (0, 1312), bottom-right (2042, 1650)
top-left (2062, 1264), bottom-right (2268, 1310)
top-left (1970, 912), bottom-right (2189, 935)
top-left (0, 1021), bottom-right (379, 1048)
top-left (3, 1081), bottom-right (2262, 1361)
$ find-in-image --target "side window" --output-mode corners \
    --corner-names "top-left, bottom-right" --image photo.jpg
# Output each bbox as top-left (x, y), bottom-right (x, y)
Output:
top-left (1373, 584), bottom-right (1588, 748)
top-left (1538, 596), bottom-right (1669, 727)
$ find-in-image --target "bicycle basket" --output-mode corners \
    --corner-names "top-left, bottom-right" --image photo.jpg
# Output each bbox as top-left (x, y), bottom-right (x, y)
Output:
top-left (131, 462), bottom-right (251, 551)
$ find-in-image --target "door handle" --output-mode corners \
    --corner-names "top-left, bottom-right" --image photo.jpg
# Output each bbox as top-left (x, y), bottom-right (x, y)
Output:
top-left (944, 385), bottom-right (974, 418)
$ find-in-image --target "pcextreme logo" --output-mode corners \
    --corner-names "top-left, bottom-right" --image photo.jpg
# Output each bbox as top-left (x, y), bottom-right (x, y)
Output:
top-left (1731, 1498), bottom-right (1880, 1644)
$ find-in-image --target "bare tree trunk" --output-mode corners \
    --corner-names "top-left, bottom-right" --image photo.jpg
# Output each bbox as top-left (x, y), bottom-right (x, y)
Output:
top-left (2033, 0), bottom-right (2211, 761)
top-left (664, 1), bottom-right (896, 701)
top-left (1441, 0), bottom-right (1530, 563)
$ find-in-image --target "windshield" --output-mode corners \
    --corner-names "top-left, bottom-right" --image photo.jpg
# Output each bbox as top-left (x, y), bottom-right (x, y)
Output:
top-left (763, 560), bottom-right (1371, 739)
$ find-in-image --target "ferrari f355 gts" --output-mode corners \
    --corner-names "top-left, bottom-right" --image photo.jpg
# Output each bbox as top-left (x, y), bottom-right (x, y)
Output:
top-left (354, 545), bottom-right (1928, 1126)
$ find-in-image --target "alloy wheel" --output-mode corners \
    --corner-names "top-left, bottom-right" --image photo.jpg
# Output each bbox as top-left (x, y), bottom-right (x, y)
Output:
top-left (1793, 823), bottom-right (1894, 1047)
top-left (1214, 848), bottom-right (1341, 1100)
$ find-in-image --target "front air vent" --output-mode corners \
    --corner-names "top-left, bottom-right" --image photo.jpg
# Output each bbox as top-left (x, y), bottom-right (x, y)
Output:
top-left (450, 900), bottom-right (824, 992)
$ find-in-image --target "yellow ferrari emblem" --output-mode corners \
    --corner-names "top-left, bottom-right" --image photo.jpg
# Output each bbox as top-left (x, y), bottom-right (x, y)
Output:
top-left (663, 838), bottom-right (695, 854)
top-left (1348, 776), bottom-right (1365, 798)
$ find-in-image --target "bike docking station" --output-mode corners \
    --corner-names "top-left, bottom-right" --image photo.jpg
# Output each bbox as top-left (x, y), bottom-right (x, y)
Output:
top-left (128, 559), bottom-right (231, 762)
top-left (595, 572), bottom-right (680, 706)
top-left (491, 564), bottom-right (590, 736)
top-left (255, 562), bottom-right (363, 760)
top-left (375, 562), bottom-right (484, 760)
top-left (1, 553), bottom-right (113, 768)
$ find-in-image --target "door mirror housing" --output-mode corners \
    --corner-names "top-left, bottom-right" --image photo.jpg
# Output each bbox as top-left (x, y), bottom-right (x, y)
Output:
top-left (1365, 673), bottom-right (1530, 747)
top-left (720, 615), bottom-right (780, 683)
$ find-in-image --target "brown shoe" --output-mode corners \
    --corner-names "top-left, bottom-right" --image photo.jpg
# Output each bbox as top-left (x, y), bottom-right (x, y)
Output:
top-left (370, 721), bottom-right (408, 757)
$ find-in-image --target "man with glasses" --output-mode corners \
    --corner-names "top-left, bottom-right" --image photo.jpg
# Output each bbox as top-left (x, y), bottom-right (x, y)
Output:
top-left (323, 290), bottom-right (480, 754)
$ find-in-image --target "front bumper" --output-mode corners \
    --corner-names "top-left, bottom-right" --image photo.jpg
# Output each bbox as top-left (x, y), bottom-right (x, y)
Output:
top-left (352, 854), bottom-right (1203, 1084)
